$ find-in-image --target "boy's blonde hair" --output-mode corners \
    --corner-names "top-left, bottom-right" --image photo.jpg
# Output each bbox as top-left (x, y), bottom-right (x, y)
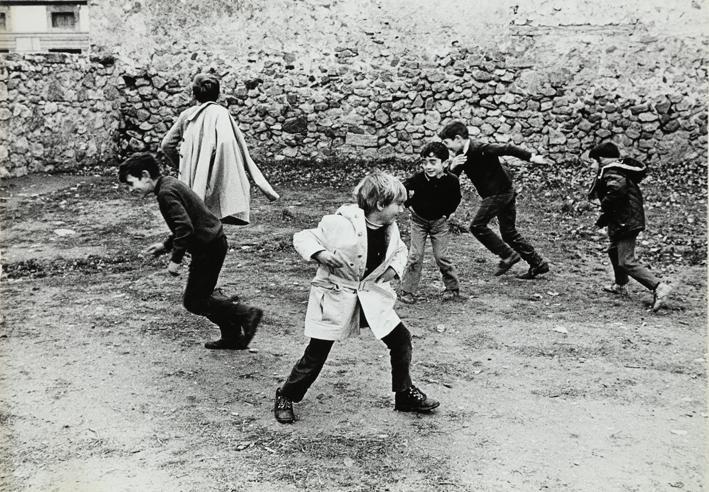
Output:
top-left (353, 170), bottom-right (407, 214)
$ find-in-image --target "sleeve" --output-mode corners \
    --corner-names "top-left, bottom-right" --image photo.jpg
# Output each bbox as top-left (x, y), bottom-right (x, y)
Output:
top-left (402, 173), bottom-right (417, 207)
top-left (158, 191), bottom-right (194, 263)
top-left (292, 215), bottom-right (340, 261)
top-left (388, 225), bottom-right (408, 279)
top-left (477, 142), bottom-right (532, 161)
top-left (161, 113), bottom-right (185, 167)
top-left (231, 116), bottom-right (280, 201)
top-left (599, 173), bottom-right (627, 217)
top-left (444, 176), bottom-right (462, 217)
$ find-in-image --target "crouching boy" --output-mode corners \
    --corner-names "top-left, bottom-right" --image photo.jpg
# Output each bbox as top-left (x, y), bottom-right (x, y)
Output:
top-left (274, 171), bottom-right (440, 424)
top-left (118, 152), bottom-right (263, 349)
top-left (587, 142), bottom-right (671, 311)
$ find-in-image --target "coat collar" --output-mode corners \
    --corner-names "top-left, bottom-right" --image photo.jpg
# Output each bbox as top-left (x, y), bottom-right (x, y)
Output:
top-left (184, 101), bottom-right (219, 124)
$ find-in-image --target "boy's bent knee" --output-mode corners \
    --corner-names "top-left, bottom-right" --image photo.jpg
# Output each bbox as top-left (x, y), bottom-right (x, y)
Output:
top-left (470, 224), bottom-right (488, 237)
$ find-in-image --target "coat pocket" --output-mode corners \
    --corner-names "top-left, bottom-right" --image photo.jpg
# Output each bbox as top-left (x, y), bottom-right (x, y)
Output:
top-left (310, 286), bottom-right (357, 327)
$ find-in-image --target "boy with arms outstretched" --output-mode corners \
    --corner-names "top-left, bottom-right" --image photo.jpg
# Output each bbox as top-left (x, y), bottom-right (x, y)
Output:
top-left (118, 152), bottom-right (263, 349)
top-left (400, 142), bottom-right (463, 304)
top-left (586, 142), bottom-right (671, 311)
top-left (439, 120), bottom-right (550, 279)
top-left (274, 171), bottom-right (439, 424)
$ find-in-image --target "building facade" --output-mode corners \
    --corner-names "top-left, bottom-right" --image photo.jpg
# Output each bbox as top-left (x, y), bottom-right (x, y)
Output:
top-left (0, 0), bottom-right (89, 53)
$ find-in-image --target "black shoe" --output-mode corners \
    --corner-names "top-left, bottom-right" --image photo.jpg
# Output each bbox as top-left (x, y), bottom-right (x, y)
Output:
top-left (518, 260), bottom-right (550, 280)
top-left (204, 338), bottom-right (241, 350)
top-left (394, 385), bottom-right (440, 413)
top-left (241, 307), bottom-right (263, 348)
top-left (274, 387), bottom-right (295, 424)
top-left (494, 252), bottom-right (521, 276)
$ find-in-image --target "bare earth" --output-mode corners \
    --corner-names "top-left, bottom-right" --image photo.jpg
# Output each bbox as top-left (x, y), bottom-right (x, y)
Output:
top-left (0, 174), bottom-right (706, 491)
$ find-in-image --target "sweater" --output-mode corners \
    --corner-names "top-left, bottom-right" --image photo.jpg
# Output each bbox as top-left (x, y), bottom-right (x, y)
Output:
top-left (403, 171), bottom-right (462, 220)
top-left (154, 176), bottom-right (224, 263)
top-left (450, 140), bottom-right (532, 198)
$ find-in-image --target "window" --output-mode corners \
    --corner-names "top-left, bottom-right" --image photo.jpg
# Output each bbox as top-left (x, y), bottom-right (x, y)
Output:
top-left (0, 13), bottom-right (6, 31)
top-left (51, 12), bottom-right (76, 29)
top-left (47, 6), bottom-right (81, 31)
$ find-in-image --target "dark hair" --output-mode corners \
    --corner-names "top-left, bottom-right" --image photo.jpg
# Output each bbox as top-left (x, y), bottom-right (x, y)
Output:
top-left (420, 141), bottom-right (449, 161)
top-left (118, 152), bottom-right (161, 183)
top-left (437, 120), bottom-right (469, 140)
top-left (589, 141), bottom-right (620, 160)
top-left (192, 73), bottom-right (220, 103)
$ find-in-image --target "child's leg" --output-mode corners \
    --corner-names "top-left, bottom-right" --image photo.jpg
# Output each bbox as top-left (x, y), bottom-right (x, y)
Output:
top-left (380, 323), bottom-right (413, 392)
top-left (280, 338), bottom-right (335, 402)
top-left (470, 194), bottom-right (516, 259)
top-left (401, 215), bottom-right (429, 294)
top-left (497, 193), bottom-right (544, 267)
top-left (183, 236), bottom-right (255, 345)
top-left (430, 219), bottom-right (459, 291)
top-left (382, 323), bottom-right (439, 412)
top-left (616, 235), bottom-right (660, 291)
top-left (607, 239), bottom-right (629, 286)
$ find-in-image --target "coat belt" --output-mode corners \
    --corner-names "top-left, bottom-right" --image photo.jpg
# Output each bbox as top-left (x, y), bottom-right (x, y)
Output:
top-left (312, 275), bottom-right (373, 293)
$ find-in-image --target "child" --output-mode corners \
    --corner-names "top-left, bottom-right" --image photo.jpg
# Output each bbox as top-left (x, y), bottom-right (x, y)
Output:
top-left (273, 171), bottom-right (440, 424)
top-left (161, 73), bottom-right (279, 225)
top-left (438, 120), bottom-right (550, 279)
top-left (118, 152), bottom-right (263, 349)
top-left (400, 142), bottom-right (463, 304)
top-left (587, 142), bottom-right (671, 311)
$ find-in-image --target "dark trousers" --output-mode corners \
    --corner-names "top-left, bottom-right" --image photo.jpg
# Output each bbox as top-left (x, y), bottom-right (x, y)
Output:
top-left (608, 233), bottom-right (660, 291)
top-left (183, 235), bottom-right (252, 342)
top-left (471, 191), bottom-right (543, 266)
top-left (280, 322), bottom-right (413, 402)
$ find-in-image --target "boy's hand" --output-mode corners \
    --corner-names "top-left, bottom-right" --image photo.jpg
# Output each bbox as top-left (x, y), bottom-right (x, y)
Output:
top-left (530, 154), bottom-right (547, 165)
top-left (313, 250), bottom-right (345, 269)
top-left (167, 261), bottom-right (181, 276)
top-left (145, 242), bottom-right (167, 256)
top-left (376, 267), bottom-right (397, 283)
top-left (450, 154), bottom-right (467, 170)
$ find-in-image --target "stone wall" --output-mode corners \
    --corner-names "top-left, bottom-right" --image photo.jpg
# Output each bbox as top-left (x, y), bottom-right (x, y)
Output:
top-left (117, 42), bottom-right (706, 176)
top-left (1, 0), bottom-right (707, 179)
top-left (0, 54), bottom-right (122, 178)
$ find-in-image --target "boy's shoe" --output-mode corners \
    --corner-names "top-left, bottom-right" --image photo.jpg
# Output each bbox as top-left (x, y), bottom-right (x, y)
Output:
top-left (603, 283), bottom-right (629, 296)
top-left (652, 282), bottom-right (672, 311)
top-left (204, 338), bottom-right (241, 350)
top-left (399, 291), bottom-right (416, 304)
top-left (442, 289), bottom-right (466, 302)
top-left (494, 252), bottom-right (521, 276)
top-left (241, 307), bottom-right (263, 348)
top-left (394, 385), bottom-right (440, 413)
top-left (274, 387), bottom-right (295, 424)
top-left (518, 260), bottom-right (550, 280)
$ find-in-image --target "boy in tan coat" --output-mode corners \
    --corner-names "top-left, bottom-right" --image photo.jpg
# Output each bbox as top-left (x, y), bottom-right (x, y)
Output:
top-left (161, 73), bottom-right (279, 224)
top-left (273, 171), bottom-right (440, 423)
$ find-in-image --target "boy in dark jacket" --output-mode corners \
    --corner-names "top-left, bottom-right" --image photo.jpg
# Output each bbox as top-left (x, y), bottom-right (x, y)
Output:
top-left (587, 142), bottom-right (671, 311)
top-left (400, 142), bottom-right (463, 303)
top-left (438, 120), bottom-right (549, 279)
top-left (118, 152), bottom-right (264, 348)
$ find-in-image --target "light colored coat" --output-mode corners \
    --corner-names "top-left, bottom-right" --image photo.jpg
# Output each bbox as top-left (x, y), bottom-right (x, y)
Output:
top-left (293, 204), bottom-right (408, 341)
top-left (161, 102), bottom-right (279, 225)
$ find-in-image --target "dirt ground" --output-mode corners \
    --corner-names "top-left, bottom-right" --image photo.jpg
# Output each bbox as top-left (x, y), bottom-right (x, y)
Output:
top-left (0, 173), bottom-right (706, 492)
